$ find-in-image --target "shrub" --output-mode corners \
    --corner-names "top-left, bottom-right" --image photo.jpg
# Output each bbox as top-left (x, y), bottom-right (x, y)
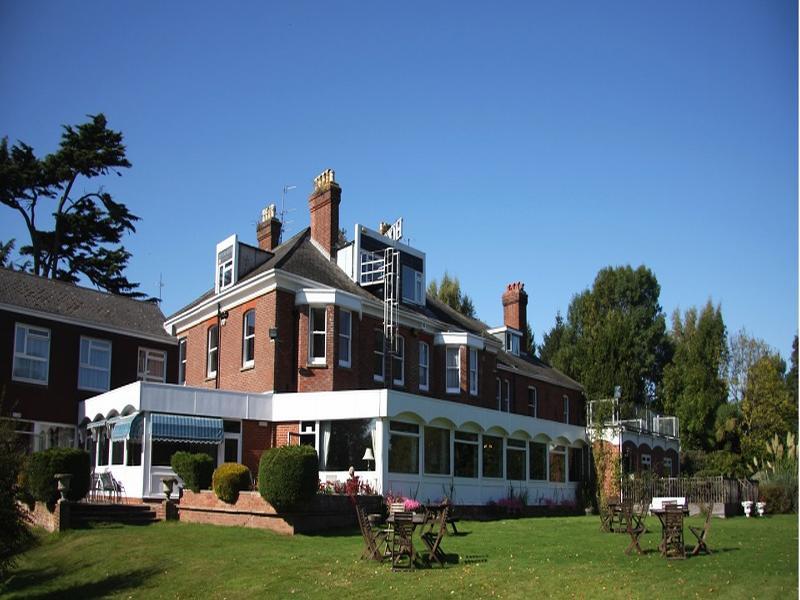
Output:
top-left (24, 447), bottom-right (91, 505)
top-left (212, 463), bottom-right (251, 504)
top-left (0, 419), bottom-right (31, 580)
top-left (258, 445), bottom-right (319, 511)
top-left (170, 452), bottom-right (214, 493)
top-left (759, 482), bottom-right (796, 514)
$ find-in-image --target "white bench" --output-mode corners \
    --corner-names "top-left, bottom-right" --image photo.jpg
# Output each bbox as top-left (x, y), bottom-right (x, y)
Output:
top-left (650, 497), bottom-right (686, 513)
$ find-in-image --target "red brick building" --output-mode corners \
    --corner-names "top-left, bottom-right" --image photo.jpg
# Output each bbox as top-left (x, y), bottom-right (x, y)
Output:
top-left (0, 269), bottom-right (177, 452)
top-left (84, 169), bottom-right (589, 505)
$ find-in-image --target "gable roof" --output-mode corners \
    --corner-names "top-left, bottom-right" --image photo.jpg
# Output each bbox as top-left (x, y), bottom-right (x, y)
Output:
top-left (0, 268), bottom-right (174, 343)
top-left (168, 228), bottom-right (583, 392)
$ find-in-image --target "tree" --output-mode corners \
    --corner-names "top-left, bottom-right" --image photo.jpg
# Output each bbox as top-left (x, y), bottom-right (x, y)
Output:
top-left (524, 321), bottom-right (536, 357)
top-left (660, 301), bottom-right (728, 451)
top-left (538, 312), bottom-right (566, 364)
top-left (786, 335), bottom-right (798, 410)
top-left (741, 353), bottom-right (797, 463)
top-left (0, 114), bottom-right (142, 296)
top-left (727, 329), bottom-right (772, 404)
top-left (539, 265), bottom-right (668, 412)
top-left (427, 271), bottom-right (476, 318)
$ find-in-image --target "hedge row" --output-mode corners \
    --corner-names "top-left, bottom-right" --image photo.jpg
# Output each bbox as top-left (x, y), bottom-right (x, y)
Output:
top-left (258, 445), bottom-right (318, 511)
top-left (24, 448), bottom-right (91, 505)
top-left (212, 463), bottom-right (251, 503)
top-left (170, 452), bottom-right (214, 492)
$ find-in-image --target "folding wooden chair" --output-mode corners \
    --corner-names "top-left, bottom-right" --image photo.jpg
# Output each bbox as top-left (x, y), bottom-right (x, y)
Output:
top-left (689, 504), bottom-right (713, 556)
top-left (355, 503), bottom-right (389, 561)
top-left (390, 512), bottom-right (416, 571)
top-left (662, 505), bottom-right (686, 560)
top-left (624, 501), bottom-right (649, 555)
top-left (421, 504), bottom-right (449, 567)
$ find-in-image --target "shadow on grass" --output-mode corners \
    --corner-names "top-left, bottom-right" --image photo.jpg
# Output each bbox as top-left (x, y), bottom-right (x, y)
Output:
top-left (3, 566), bottom-right (160, 600)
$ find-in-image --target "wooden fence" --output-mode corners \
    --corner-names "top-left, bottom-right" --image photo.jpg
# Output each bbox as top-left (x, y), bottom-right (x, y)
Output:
top-left (620, 476), bottom-right (758, 505)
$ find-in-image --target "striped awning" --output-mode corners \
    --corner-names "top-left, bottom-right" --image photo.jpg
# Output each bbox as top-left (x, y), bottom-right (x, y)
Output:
top-left (86, 420), bottom-right (106, 430)
top-left (151, 414), bottom-right (223, 444)
top-left (110, 413), bottom-right (143, 440)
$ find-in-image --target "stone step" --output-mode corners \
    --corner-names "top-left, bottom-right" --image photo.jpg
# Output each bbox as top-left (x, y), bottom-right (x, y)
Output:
top-left (71, 502), bottom-right (159, 526)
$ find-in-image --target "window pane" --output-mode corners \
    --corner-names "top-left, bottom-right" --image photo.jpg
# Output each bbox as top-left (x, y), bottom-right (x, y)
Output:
top-left (549, 450), bottom-right (566, 483)
top-left (388, 433), bottom-right (419, 474)
top-left (507, 447), bottom-right (525, 480)
top-left (454, 439), bottom-right (478, 478)
top-left (446, 347), bottom-right (459, 367)
top-left (245, 311), bottom-right (255, 336)
top-left (312, 333), bottom-right (326, 358)
top-left (529, 442), bottom-right (547, 480)
top-left (324, 419), bottom-right (372, 471)
top-left (569, 447), bottom-right (583, 482)
top-left (338, 334), bottom-right (350, 364)
top-left (482, 435), bottom-right (502, 478)
top-left (111, 440), bottom-right (124, 465)
top-left (373, 331), bottom-right (384, 377)
top-left (224, 438), bottom-right (239, 463)
top-left (245, 338), bottom-right (255, 363)
top-left (424, 427), bottom-right (450, 475)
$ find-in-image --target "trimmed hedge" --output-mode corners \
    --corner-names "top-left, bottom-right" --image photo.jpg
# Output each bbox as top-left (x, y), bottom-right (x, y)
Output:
top-left (759, 482), bottom-right (797, 514)
top-left (25, 448), bottom-right (91, 505)
top-left (212, 463), bottom-right (251, 504)
top-left (258, 445), bottom-right (318, 511)
top-left (171, 452), bottom-right (214, 493)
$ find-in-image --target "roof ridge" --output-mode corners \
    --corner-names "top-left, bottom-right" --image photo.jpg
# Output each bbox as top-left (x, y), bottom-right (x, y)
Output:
top-left (0, 267), bottom-right (159, 307)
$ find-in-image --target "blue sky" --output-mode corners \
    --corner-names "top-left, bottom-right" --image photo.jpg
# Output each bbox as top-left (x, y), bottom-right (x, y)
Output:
top-left (1, 1), bottom-right (797, 360)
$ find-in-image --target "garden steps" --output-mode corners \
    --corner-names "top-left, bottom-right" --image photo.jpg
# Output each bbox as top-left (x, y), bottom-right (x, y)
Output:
top-left (71, 502), bottom-right (160, 527)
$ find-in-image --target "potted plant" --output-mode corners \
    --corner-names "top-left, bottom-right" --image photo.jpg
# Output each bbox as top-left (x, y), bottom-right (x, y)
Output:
top-left (741, 500), bottom-right (753, 517)
top-left (161, 477), bottom-right (177, 500)
top-left (756, 499), bottom-right (766, 517)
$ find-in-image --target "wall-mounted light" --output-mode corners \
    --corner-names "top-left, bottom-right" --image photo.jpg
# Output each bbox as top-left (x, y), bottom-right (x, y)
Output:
top-left (220, 311), bottom-right (229, 326)
top-left (269, 327), bottom-right (279, 340)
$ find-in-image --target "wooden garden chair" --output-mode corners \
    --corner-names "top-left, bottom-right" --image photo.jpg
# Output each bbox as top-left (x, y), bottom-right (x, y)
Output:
top-left (662, 505), bottom-right (686, 560)
top-left (355, 502), bottom-right (390, 561)
top-left (390, 512), bottom-right (416, 571)
top-left (421, 504), bottom-right (449, 567)
top-left (689, 504), bottom-right (713, 556)
top-left (624, 501), bottom-right (649, 555)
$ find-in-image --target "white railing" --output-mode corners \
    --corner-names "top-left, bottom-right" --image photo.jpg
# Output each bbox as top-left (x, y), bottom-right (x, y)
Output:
top-left (587, 398), bottom-right (679, 439)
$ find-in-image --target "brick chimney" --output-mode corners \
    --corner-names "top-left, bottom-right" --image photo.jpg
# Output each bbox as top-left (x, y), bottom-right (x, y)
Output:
top-left (502, 281), bottom-right (528, 348)
top-left (308, 168), bottom-right (341, 259)
top-left (256, 204), bottom-right (282, 251)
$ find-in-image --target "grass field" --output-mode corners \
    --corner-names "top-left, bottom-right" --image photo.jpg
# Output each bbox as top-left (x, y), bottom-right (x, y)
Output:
top-left (3, 514), bottom-right (797, 599)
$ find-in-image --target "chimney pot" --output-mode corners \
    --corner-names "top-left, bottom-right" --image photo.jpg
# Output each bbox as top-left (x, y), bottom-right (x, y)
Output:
top-left (308, 168), bottom-right (341, 259)
top-left (257, 203), bottom-right (282, 251)
top-left (502, 281), bottom-right (529, 351)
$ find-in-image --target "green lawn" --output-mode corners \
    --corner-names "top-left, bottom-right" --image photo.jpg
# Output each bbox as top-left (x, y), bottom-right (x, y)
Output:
top-left (3, 514), bottom-right (797, 599)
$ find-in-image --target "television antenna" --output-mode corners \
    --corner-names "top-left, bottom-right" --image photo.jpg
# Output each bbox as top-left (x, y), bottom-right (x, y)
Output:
top-left (279, 185), bottom-right (296, 243)
top-left (157, 273), bottom-right (165, 303)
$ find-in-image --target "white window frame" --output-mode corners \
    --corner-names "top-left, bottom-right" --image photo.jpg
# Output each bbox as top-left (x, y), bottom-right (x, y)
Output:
top-left (138, 347), bottom-right (166, 383)
top-left (373, 329), bottom-right (384, 382)
top-left (506, 331), bottom-right (520, 356)
top-left (393, 335), bottom-right (405, 386)
top-left (178, 338), bottom-right (187, 385)
top-left (418, 341), bottom-right (429, 391)
top-left (338, 309), bottom-right (352, 368)
top-left (445, 346), bottom-right (460, 394)
top-left (401, 265), bottom-right (424, 305)
top-left (308, 307), bottom-right (327, 366)
top-left (78, 336), bottom-right (112, 392)
top-left (469, 348), bottom-right (478, 396)
top-left (562, 394), bottom-right (569, 423)
top-left (528, 386), bottom-right (538, 418)
top-left (242, 310), bottom-right (256, 368)
top-left (207, 325), bottom-right (219, 378)
top-left (503, 380), bottom-right (511, 412)
top-left (12, 323), bottom-right (51, 385)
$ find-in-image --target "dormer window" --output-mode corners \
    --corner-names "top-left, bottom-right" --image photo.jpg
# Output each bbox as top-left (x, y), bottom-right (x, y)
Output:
top-left (505, 331), bottom-right (521, 356)
top-left (401, 265), bottom-right (424, 305)
top-left (218, 247), bottom-right (234, 291)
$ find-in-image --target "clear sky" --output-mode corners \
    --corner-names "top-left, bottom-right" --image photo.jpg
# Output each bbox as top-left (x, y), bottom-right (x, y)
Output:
top-left (1, 1), bottom-right (797, 360)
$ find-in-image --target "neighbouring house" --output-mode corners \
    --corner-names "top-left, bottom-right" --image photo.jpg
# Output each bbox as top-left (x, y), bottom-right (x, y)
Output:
top-left (82, 169), bottom-right (589, 506)
top-left (0, 268), bottom-right (178, 454)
